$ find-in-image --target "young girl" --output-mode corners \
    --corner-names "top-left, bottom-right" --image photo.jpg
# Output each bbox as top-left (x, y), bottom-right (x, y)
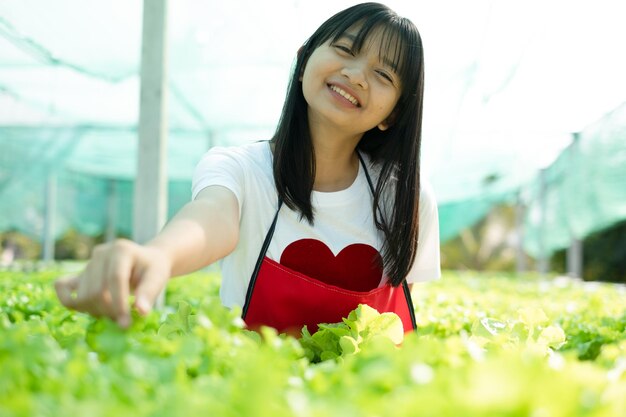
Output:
top-left (55, 2), bottom-right (441, 334)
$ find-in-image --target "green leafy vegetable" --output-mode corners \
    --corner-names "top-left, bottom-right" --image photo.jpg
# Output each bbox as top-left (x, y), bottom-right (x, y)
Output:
top-left (299, 304), bottom-right (404, 363)
top-left (0, 269), bottom-right (625, 417)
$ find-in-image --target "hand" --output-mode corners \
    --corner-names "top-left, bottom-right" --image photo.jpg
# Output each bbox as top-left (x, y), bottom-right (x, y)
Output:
top-left (54, 239), bottom-right (172, 328)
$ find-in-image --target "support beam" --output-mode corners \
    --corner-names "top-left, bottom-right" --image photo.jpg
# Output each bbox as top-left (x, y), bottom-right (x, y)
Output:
top-left (42, 173), bottom-right (57, 262)
top-left (567, 239), bottom-right (583, 278)
top-left (133, 0), bottom-right (169, 245)
top-left (566, 133), bottom-right (583, 279)
top-left (206, 130), bottom-right (215, 150)
top-left (537, 168), bottom-right (549, 274)
top-left (515, 191), bottom-right (526, 273)
top-left (134, 0), bottom-right (169, 308)
top-left (106, 179), bottom-right (118, 243)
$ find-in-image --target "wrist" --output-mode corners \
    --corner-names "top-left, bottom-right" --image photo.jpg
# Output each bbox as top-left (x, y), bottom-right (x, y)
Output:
top-left (143, 242), bottom-right (175, 276)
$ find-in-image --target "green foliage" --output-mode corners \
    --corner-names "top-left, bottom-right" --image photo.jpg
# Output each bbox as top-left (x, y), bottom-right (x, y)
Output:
top-left (0, 231), bottom-right (41, 260)
top-left (0, 270), bottom-right (625, 416)
top-left (299, 304), bottom-right (403, 362)
top-left (54, 229), bottom-right (102, 260)
top-left (441, 204), bottom-right (521, 271)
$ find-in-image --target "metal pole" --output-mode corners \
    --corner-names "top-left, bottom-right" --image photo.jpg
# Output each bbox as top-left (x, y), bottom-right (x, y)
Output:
top-left (133, 0), bottom-right (169, 244)
top-left (537, 168), bottom-right (549, 274)
top-left (515, 190), bottom-right (526, 273)
top-left (566, 133), bottom-right (583, 278)
top-left (42, 173), bottom-right (57, 262)
top-left (567, 239), bottom-right (583, 278)
top-left (206, 130), bottom-right (215, 150)
top-left (106, 179), bottom-right (118, 242)
top-left (134, 0), bottom-right (169, 308)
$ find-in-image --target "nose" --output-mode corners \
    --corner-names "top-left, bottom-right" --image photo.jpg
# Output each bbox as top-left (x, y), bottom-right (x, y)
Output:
top-left (341, 63), bottom-right (368, 90)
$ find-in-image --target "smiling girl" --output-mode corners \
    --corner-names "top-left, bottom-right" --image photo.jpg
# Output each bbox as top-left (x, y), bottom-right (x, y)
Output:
top-left (55, 2), bottom-right (441, 334)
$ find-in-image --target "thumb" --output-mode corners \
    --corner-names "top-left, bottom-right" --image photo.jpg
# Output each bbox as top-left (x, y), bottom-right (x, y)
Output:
top-left (55, 275), bottom-right (80, 309)
top-left (133, 268), bottom-right (167, 315)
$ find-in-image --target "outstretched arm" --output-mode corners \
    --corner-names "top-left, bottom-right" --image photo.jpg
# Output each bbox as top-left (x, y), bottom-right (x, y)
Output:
top-left (148, 186), bottom-right (239, 276)
top-left (54, 185), bottom-right (239, 327)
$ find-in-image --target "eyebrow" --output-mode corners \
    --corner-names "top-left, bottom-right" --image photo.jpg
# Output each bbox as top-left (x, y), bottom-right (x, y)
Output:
top-left (337, 33), bottom-right (400, 73)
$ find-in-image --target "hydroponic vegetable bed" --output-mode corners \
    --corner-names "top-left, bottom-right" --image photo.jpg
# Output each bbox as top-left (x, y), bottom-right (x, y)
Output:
top-left (1, 269), bottom-right (625, 417)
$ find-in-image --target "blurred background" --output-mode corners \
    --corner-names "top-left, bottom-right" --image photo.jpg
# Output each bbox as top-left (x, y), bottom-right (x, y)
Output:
top-left (0, 0), bottom-right (625, 282)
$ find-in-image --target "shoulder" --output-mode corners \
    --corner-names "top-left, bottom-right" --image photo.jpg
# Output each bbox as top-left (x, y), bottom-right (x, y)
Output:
top-left (362, 154), bottom-right (437, 207)
top-left (192, 141), bottom-right (273, 201)
top-left (194, 141), bottom-right (272, 178)
top-left (199, 141), bottom-right (271, 166)
top-left (419, 177), bottom-right (437, 209)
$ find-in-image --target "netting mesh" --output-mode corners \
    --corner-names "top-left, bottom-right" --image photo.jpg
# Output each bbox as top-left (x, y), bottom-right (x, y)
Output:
top-left (523, 102), bottom-right (626, 257)
top-left (0, 126), bottom-right (210, 238)
top-left (1, 0), bottom-right (626, 257)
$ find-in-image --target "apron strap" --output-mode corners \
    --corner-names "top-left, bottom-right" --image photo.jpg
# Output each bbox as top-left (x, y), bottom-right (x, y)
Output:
top-left (243, 152), bottom-right (417, 331)
top-left (357, 151), bottom-right (384, 221)
top-left (402, 280), bottom-right (418, 330)
top-left (242, 199), bottom-right (283, 319)
top-left (357, 151), bottom-right (418, 331)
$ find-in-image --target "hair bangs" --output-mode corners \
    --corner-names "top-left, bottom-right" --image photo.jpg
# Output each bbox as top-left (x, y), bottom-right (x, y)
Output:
top-left (311, 7), bottom-right (422, 103)
top-left (349, 20), bottom-right (422, 101)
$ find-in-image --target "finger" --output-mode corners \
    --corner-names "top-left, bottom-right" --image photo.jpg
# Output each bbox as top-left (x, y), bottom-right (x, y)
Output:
top-left (55, 244), bottom-right (132, 323)
top-left (77, 247), bottom-right (111, 317)
top-left (55, 275), bottom-right (80, 309)
top-left (75, 250), bottom-right (101, 302)
top-left (107, 251), bottom-right (133, 327)
top-left (133, 267), bottom-right (166, 315)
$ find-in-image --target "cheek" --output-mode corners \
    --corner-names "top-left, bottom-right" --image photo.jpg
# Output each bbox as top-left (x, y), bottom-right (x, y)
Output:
top-left (300, 62), bottom-right (319, 101)
top-left (388, 92), bottom-right (402, 112)
top-left (379, 93), bottom-right (400, 115)
top-left (301, 73), bottom-right (314, 105)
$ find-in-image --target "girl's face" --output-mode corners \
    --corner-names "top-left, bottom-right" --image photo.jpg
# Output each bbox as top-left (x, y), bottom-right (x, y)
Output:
top-left (301, 27), bottom-right (403, 136)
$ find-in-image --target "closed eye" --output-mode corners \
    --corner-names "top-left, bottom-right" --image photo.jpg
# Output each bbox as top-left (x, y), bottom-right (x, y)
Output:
top-left (333, 44), bottom-right (354, 55)
top-left (376, 70), bottom-right (394, 84)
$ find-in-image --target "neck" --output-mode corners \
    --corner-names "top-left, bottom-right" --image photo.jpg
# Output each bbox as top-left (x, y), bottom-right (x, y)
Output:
top-left (308, 116), bottom-right (363, 192)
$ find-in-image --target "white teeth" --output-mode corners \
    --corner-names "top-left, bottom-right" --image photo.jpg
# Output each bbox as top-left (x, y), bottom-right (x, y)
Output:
top-left (329, 85), bottom-right (359, 106)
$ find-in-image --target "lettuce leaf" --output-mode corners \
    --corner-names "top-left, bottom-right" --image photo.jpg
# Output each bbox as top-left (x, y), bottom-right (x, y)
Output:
top-left (299, 304), bottom-right (403, 363)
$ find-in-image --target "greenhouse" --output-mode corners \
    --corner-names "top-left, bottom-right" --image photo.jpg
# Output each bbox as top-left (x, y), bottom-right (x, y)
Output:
top-left (1, 0), bottom-right (626, 416)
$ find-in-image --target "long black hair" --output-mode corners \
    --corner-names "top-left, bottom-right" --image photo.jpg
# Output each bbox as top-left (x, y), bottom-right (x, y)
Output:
top-left (271, 2), bottom-right (425, 286)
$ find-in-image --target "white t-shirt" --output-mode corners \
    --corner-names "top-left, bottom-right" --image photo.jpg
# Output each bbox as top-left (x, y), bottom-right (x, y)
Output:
top-left (192, 141), bottom-right (441, 308)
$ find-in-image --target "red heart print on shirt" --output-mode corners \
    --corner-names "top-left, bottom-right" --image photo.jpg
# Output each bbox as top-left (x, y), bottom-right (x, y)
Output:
top-left (280, 239), bottom-right (383, 292)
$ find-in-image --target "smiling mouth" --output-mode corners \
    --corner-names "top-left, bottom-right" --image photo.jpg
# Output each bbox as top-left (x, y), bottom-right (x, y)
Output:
top-left (328, 84), bottom-right (360, 107)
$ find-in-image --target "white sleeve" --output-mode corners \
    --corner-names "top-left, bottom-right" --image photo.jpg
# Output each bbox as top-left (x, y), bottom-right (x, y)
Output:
top-left (191, 146), bottom-right (246, 219)
top-left (405, 179), bottom-right (442, 283)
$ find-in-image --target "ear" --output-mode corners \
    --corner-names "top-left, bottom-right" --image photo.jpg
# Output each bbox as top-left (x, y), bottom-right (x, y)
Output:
top-left (377, 109), bottom-right (398, 131)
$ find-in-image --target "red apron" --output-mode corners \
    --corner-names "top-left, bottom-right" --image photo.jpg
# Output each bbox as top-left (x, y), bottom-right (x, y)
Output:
top-left (241, 153), bottom-right (417, 335)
